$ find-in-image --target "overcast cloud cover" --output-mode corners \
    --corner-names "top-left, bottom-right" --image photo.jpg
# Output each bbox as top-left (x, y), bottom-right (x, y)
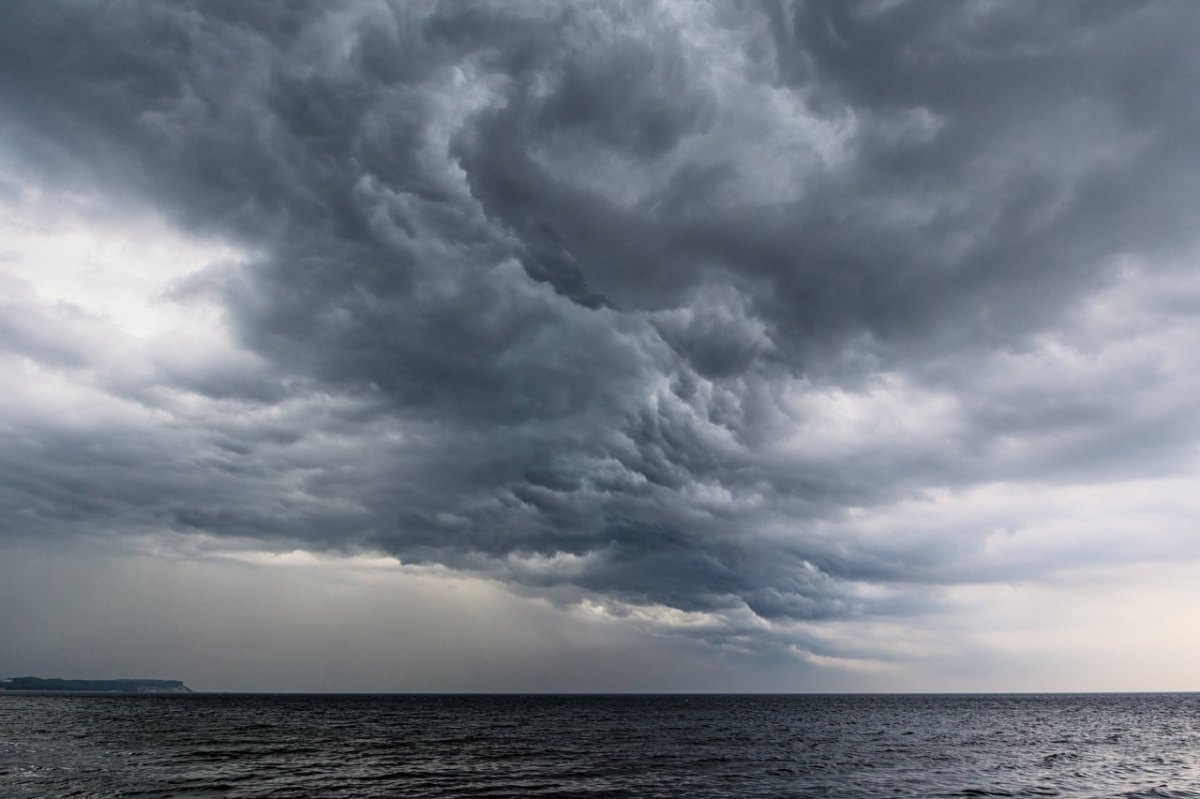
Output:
top-left (3, 0), bottom-right (1200, 690)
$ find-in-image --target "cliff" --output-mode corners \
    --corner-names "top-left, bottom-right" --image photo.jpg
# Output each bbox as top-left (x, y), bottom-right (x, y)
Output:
top-left (0, 677), bottom-right (192, 693)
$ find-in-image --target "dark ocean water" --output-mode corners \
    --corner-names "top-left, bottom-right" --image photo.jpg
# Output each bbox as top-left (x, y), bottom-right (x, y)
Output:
top-left (2, 693), bottom-right (1199, 798)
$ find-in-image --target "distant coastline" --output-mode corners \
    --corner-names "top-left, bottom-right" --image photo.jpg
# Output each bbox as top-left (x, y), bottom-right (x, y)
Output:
top-left (0, 677), bottom-right (192, 694)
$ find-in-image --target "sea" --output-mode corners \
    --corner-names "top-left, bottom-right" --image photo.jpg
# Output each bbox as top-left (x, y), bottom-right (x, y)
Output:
top-left (2, 693), bottom-right (1199, 798)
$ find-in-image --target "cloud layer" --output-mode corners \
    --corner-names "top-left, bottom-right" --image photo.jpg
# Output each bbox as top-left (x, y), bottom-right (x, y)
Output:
top-left (3, 0), bottom-right (1200, 669)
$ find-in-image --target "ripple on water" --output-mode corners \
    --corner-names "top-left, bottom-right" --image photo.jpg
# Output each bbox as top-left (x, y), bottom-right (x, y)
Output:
top-left (2, 694), bottom-right (1200, 798)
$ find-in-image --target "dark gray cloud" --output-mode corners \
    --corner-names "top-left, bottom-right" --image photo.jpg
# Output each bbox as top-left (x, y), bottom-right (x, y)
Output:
top-left (3, 0), bottom-right (1200, 665)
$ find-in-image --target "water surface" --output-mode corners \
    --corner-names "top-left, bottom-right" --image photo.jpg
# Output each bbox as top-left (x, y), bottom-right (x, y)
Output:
top-left (2, 693), bottom-right (1198, 797)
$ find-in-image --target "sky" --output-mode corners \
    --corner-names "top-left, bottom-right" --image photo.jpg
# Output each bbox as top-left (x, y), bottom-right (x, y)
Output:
top-left (2, 0), bottom-right (1200, 693)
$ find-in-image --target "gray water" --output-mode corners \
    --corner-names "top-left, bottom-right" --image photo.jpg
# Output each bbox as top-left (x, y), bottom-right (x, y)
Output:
top-left (2, 693), bottom-right (1199, 798)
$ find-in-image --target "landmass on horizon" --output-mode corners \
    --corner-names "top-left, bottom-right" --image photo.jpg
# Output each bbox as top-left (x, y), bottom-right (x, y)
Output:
top-left (0, 677), bottom-right (192, 694)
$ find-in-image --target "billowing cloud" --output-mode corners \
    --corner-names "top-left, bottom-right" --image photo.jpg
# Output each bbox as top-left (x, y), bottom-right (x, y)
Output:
top-left (2, 0), bottom-right (1200, 675)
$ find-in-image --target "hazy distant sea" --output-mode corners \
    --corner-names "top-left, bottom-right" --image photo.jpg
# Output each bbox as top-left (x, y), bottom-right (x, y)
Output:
top-left (3, 693), bottom-right (1199, 798)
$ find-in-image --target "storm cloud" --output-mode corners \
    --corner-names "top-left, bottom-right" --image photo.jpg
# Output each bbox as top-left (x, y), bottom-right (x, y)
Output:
top-left (3, 0), bottom-right (1200, 673)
